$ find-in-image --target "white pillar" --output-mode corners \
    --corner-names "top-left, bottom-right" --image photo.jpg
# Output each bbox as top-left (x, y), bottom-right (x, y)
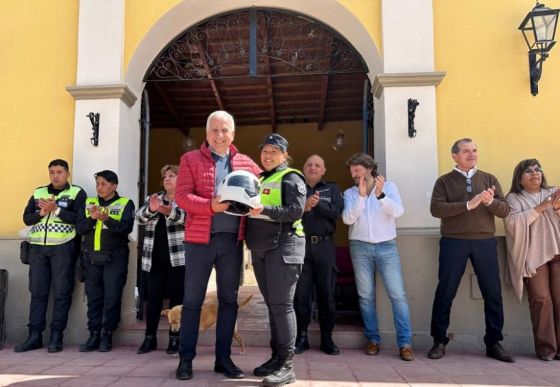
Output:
top-left (69, 0), bottom-right (139, 329)
top-left (375, 0), bottom-right (441, 231)
top-left (70, 0), bottom-right (139, 204)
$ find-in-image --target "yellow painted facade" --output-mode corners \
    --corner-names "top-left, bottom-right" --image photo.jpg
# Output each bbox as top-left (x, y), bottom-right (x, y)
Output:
top-left (0, 1), bottom-right (79, 235)
top-left (434, 0), bottom-right (560, 188)
top-left (1, 0), bottom-right (560, 237)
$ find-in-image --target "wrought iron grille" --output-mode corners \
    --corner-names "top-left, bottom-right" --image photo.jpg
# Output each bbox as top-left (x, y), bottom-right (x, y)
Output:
top-left (146, 9), bottom-right (367, 81)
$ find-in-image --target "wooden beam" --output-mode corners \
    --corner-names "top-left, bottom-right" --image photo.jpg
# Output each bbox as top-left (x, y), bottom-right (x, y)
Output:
top-left (258, 20), bottom-right (277, 132)
top-left (317, 75), bottom-right (329, 131)
top-left (153, 83), bottom-right (189, 136)
top-left (317, 35), bottom-right (335, 131)
top-left (191, 42), bottom-right (224, 110)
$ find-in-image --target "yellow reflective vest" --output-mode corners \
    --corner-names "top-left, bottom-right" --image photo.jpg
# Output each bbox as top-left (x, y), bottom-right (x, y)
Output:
top-left (253, 167), bottom-right (305, 237)
top-left (28, 185), bottom-right (82, 245)
top-left (85, 197), bottom-right (130, 251)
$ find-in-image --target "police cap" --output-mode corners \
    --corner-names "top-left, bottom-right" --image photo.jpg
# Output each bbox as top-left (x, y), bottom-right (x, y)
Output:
top-left (258, 133), bottom-right (289, 152)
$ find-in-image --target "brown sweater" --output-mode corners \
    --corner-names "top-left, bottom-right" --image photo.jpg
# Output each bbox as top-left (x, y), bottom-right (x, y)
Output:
top-left (430, 169), bottom-right (509, 239)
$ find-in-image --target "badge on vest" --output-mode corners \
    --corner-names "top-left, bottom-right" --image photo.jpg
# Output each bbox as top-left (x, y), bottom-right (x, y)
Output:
top-left (263, 188), bottom-right (271, 195)
top-left (58, 197), bottom-right (69, 208)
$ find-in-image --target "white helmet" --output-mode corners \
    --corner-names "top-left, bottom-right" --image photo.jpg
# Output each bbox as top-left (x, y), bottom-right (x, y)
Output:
top-left (218, 170), bottom-right (261, 216)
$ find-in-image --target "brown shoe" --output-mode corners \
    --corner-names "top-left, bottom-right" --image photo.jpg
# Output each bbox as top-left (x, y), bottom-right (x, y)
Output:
top-left (365, 342), bottom-right (380, 355)
top-left (399, 346), bottom-right (415, 361)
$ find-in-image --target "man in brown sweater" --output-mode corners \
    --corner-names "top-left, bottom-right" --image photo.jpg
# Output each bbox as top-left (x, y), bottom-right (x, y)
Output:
top-left (427, 138), bottom-right (515, 362)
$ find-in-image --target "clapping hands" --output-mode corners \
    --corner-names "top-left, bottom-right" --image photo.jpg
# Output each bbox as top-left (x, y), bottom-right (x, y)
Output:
top-left (89, 205), bottom-right (108, 221)
top-left (38, 195), bottom-right (57, 217)
top-left (149, 194), bottom-right (172, 216)
top-left (305, 191), bottom-right (320, 212)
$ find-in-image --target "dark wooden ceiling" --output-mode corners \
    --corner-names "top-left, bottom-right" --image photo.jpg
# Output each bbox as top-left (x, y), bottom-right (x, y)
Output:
top-left (145, 9), bottom-right (369, 133)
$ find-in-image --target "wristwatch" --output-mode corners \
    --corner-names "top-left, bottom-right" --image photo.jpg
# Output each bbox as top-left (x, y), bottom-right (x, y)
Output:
top-left (376, 192), bottom-right (385, 200)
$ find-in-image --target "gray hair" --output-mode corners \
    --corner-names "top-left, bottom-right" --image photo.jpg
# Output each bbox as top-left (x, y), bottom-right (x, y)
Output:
top-left (206, 110), bottom-right (235, 133)
top-left (451, 138), bottom-right (473, 154)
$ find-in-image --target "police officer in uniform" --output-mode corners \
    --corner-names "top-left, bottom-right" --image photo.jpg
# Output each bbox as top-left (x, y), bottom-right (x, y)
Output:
top-left (294, 154), bottom-right (343, 355)
top-left (246, 134), bottom-right (306, 387)
top-left (76, 170), bottom-right (134, 352)
top-left (17, 159), bottom-right (86, 353)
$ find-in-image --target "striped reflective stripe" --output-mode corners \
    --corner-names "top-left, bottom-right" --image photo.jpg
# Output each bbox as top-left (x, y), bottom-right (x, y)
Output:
top-left (28, 185), bottom-right (81, 246)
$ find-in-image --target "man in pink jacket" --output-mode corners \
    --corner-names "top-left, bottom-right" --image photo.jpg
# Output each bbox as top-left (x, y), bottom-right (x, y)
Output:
top-left (174, 111), bottom-right (261, 381)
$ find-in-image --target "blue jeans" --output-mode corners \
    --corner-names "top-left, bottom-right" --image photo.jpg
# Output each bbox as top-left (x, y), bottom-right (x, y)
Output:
top-left (349, 239), bottom-right (412, 348)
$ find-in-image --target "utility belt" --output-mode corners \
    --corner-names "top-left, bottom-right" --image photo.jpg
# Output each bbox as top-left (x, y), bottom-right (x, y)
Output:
top-left (306, 234), bottom-right (332, 244)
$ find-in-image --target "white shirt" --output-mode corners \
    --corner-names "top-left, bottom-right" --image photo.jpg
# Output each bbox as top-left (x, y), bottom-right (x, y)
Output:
top-left (342, 180), bottom-right (404, 243)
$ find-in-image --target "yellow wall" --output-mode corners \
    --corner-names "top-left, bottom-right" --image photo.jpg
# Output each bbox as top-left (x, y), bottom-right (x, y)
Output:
top-left (3, 0), bottom-right (560, 237)
top-left (0, 1), bottom-right (79, 236)
top-left (124, 0), bottom-right (382, 70)
top-left (434, 0), bottom-right (560, 190)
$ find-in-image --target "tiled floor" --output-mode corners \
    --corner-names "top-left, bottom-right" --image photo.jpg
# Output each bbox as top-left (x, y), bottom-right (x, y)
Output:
top-left (3, 285), bottom-right (559, 386)
top-left (1, 344), bottom-right (559, 387)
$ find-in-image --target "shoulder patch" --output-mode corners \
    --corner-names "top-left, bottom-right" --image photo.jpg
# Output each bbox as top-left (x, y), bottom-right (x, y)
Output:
top-left (297, 181), bottom-right (307, 195)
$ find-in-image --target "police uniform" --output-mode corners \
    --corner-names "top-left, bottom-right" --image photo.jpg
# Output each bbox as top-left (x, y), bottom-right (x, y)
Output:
top-left (76, 192), bottom-right (134, 350)
top-left (19, 183), bottom-right (86, 352)
top-left (246, 160), bottom-right (306, 382)
top-left (294, 180), bottom-right (343, 354)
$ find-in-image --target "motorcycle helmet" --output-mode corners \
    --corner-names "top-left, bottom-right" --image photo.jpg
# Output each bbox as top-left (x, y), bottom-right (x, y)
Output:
top-left (218, 170), bottom-right (261, 216)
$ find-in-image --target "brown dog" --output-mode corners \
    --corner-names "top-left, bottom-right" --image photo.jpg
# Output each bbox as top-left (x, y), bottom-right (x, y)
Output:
top-left (162, 292), bottom-right (254, 355)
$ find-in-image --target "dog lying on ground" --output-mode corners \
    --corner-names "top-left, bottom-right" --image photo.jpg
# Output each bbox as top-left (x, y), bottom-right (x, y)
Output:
top-left (162, 292), bottom-right (254, 355)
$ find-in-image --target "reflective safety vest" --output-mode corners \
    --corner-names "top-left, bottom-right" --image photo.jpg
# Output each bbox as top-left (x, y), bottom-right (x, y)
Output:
top-left (252, 168), bottom-right (305, 237)
top-left (85, 197), bottom-right (130, 251)
top-left (28, 185), bottom-right (82, 245)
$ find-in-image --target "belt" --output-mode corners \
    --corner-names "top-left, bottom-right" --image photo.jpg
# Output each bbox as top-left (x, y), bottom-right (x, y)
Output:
top-left (306, 235), bottom-right (331, 244)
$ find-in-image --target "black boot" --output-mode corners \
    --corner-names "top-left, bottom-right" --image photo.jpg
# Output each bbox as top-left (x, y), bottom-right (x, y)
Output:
top-left (47, 330), bottom-right (64, 353)
top-left (254, 350), bottom-right (281, 377)
top-left (320, 332), bottom-right (340, 355)
top-left (294, 330), bottom-right (309, 354)
top-left (98, 329), bottom-right (113, 352)
top-left (176, 357), bottom-right (193, 380)
top-left (262, 354), bottom-right (296, 387)
top-left (14, 331), bottom-right (43, 353)
top-left (137, 335), bottom-right (157, 354)
top-left (79, 330), bottom-right (101, 352)
top-left (166, 331), bottom-right (179, 354)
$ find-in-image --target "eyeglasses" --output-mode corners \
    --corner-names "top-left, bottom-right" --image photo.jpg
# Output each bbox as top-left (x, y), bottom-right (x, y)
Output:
top-left (466, 178), bottom-right (472, 193)
top-left (523, 167), bottom-right (543, 175)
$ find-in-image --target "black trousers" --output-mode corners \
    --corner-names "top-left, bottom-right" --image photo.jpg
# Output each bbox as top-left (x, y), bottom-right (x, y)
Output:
top-left (294, 237), bottom-right (337, 333)
top-left (251, 235), bottom-right (303, 357)
top-left (84, 249), bottom-right (129, 332)
top-left (179, 233), bottom-right (243, 360)
top-left (144, 257), bottom-right (185, 336)
top-left (28, 242), bottom-right (76, 333)
top-left (430, 237), bottom-right (504, 346)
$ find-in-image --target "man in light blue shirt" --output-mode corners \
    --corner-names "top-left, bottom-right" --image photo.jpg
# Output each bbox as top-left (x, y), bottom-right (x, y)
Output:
top-left (342, 152), bottom-right (414, 361)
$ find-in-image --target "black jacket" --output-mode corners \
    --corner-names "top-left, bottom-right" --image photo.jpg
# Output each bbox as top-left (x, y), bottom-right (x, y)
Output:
top-left (246, 165), bottom-right (306, 250)
top-left (301, 180), bottom-right (343, 237)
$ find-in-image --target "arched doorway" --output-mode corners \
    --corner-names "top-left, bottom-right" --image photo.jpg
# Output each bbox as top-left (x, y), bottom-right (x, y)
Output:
top-left (135, 7), bottom-right (374, 318)
top-left (140, 8), bottom-right (372, 195)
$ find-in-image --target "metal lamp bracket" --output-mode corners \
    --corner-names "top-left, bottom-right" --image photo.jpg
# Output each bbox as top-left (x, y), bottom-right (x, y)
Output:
top-left (407, 99), bottom-right (419, 138)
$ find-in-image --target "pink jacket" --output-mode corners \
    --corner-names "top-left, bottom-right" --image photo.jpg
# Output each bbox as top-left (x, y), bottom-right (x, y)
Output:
top-left (176, 141), bottom-right (261, 244)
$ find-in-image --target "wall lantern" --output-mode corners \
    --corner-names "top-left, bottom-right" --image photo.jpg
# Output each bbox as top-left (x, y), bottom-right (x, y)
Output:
top-left (407, 99), bottom-right (419, 138)
top-left (518, 2), bottom-right (560, 96)
top-left (182, 135), bottom-right (197, 152)
top-left (87, 112), bottom-right (100, 146)
top-left (332, 130), bottom-right (346, 151)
